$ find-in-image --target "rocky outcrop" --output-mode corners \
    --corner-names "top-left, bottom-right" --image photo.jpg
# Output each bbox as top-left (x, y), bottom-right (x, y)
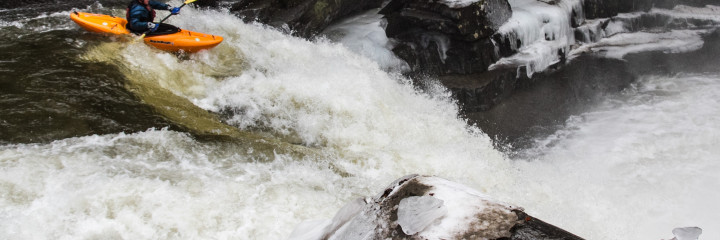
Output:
top-left (582, 0), bottom-right (653, 19)
top-left (380, 0), bottom-right (513, 75)
top-left (582, 0), bottom-right (720, 19)
top-left (229, 0), bottom-right (384, 38)
top-left (290, 175), bottom-right (583, 240)
top-left (463, 55), bottom-right (635, 149)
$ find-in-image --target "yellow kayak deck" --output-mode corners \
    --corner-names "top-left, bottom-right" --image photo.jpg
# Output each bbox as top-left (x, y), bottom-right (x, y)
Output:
top-left (70, 11), bottom-right (223, 53)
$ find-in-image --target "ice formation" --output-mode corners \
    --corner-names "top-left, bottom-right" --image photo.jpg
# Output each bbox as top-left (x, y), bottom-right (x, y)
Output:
top-left (491, 2), bottom-right (720, 76)
top-left (490, 0), bottom-right (582, 76)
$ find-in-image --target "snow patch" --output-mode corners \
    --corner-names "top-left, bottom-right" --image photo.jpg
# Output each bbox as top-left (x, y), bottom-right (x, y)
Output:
top-left (397, 196), bottom-right (447, 235)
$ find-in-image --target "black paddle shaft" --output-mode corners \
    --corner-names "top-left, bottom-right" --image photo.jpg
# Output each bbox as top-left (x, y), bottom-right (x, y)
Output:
top-left (157, 3), bottom-right (187, 24)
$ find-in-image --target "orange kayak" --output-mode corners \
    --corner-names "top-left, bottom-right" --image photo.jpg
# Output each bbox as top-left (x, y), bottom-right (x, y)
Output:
top-left (70, 11), bottom-right (223, 53)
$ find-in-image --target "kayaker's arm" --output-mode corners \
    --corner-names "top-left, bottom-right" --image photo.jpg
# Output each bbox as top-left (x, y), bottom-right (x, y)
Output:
top-left (150, 1), bottom-right (181, 15)
top-left (128, 8), bottom-right (152, 32)
top-left (149, 1), bottom-right (171, 11)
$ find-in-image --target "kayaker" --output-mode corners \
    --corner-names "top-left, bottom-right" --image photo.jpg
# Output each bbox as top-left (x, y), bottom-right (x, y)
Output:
top-left (126, 0), bottom-right (181, 35)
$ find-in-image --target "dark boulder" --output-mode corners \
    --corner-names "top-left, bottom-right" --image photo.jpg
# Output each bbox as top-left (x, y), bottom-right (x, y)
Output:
top-left (582, 0), bottom-right (653, 19)
top-left (381, 0), bottom-right (513, 75)
top-left (192, 0), bottom-right (218, 8)
top-left (229, 0), bottom-right (384, 38)
top-left (290, 175), bottom-right (584, 240)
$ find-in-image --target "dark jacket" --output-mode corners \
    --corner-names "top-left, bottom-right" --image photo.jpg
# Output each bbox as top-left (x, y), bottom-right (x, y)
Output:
top-left (126, 0), bottom-right (170, 33)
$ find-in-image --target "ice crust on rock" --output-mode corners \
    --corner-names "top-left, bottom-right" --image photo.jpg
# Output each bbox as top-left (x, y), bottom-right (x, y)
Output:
top-left (396, 196), bottom-right (448, 235)
top-left (672, 227), bottom-right (703, 240)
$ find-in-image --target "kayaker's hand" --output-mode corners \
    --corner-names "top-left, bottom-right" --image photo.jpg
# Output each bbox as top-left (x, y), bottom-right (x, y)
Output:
top-left (171, 7), bottom-right (181, 15)
top-left (147, 22), bottom-right (159, 32)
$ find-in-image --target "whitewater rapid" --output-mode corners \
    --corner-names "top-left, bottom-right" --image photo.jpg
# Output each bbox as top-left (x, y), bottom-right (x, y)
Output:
top-left (1, 1), bottom-right (719, 239)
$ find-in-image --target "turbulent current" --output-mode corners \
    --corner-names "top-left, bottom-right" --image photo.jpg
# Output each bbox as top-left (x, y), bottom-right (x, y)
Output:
top-left (1, 1), bottom-right (719, 239)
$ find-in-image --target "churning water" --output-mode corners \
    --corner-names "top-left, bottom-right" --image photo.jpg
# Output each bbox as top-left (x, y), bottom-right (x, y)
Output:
top-left (1, 1), bottom-right (718, 239)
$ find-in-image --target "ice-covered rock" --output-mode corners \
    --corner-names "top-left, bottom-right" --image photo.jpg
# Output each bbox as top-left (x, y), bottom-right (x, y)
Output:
top-left (289, 175), bottom-right (583, 240)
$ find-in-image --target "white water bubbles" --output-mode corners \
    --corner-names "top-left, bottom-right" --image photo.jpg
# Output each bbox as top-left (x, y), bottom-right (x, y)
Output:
top-left (68, 4), bottom-right (512, 239)
top-left (321, 9), bottom-right (410, 73)
top-left (510, 74), bottom-right (720, 239)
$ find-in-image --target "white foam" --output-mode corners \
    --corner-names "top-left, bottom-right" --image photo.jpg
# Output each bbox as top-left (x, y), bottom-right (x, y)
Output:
top-left (322, 9), bottom-right (409, 72)
top-left (2, 4), bottom-right (511, 239)
top-left (511, 75), bottom-right (720, 239)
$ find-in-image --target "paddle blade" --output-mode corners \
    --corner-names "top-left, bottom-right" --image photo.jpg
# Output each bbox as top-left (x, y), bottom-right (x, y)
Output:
top-left (183, 0), bottom-right (198, 4)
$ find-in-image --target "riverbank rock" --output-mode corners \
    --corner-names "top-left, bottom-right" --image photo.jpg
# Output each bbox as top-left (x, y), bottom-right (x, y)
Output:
top-left (289, 175), bottom-right (583, 240)
top-left (582, 0), bottom-right (719, 19)
top-left (380, 0), bottom-right (513, 75)
top-left (229, 0), bottom-right (383, 38)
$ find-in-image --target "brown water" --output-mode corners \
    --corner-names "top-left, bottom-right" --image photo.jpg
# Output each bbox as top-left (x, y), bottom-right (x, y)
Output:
top-left (0, 1), bottom-right (178, 144)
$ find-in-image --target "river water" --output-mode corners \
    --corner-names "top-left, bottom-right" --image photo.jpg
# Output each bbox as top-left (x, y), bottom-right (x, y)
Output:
top-left (1, 1), bottom-right (719, 239)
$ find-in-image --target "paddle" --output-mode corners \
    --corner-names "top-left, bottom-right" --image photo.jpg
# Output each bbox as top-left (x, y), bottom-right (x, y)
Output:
top-left (137, 0), bottom-right (197, 40)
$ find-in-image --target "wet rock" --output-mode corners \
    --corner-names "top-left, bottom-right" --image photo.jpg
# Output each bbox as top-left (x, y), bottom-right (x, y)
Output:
top-left (464, 56), bottom-right (634, 150)
top-left (582, 0), bottom-right (653, 19)
top-left (229, 0), bottom-right (383, 38)
top-left (192, 0), bottom-right (218, 8)
top-left (656, 0), bottom-right (719, 8)
top-left (381, 0), bottom-right (513, 75)
top-left (290, 175), bottom-right (583, 240)
top-left (582, 0), bottom-right (719, 19)
top-left (0, 0), bottom-right (57, 9)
